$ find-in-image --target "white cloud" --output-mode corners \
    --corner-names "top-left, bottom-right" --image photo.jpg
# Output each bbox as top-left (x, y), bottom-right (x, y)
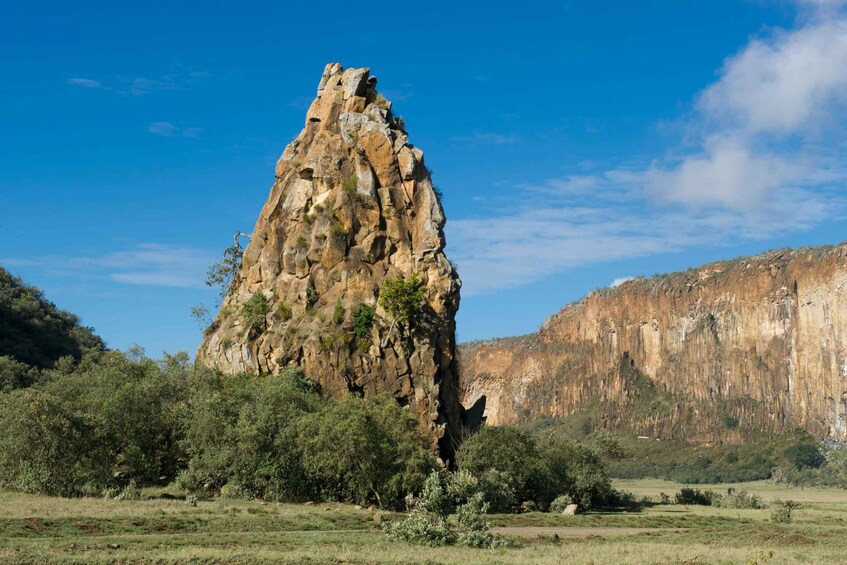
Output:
top-left (646, 135), bottom-right (808, 210)
top-left (449, 9), bottom-right (847, 296)
top-left (610, 277), bottom-right (636, 288)
top-left (697, 21), bottom-right (847, 135)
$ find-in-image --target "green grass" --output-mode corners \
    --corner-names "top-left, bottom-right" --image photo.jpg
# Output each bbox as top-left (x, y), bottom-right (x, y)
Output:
top-left (3, 480), bottom-right (847, 563)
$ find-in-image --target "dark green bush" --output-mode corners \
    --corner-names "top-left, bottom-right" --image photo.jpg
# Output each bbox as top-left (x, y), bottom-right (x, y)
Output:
top-left (783, 443), bottom-right (825, 469)
top-left (456, 425), bottom-right (613, 511)
top-left (674, 488), bottom-right (719, 506)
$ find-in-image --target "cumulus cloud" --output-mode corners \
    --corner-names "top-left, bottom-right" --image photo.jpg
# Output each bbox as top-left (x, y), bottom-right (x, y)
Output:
top-left (449, 6), bottom-right (847, 295)
top-left (610, 277), bottom-right (636, 288)
top-left (647, 17), bottom-right (847, 212)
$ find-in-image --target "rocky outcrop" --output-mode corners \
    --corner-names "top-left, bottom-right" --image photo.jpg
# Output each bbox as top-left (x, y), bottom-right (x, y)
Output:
top-left (460, 245), bottom-right (847, 443)
top-left (197, 64), bottom-right (464, 457)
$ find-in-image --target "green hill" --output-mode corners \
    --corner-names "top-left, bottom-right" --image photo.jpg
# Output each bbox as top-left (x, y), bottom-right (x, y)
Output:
top-left (0, 265), bottom-right (104, 383)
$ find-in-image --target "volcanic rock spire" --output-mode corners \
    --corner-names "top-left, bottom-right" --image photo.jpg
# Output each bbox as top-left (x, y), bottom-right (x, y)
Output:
top-left (197, 63), bottom-right (466, 457)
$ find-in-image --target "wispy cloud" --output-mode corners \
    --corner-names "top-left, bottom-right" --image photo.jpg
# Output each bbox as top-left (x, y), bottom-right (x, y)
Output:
top-left (3, 243), bottom-right (216, 289)
top-left (452, 131), bottom-right (520, 145)
top-left (68, 77), bottom-right (103, 89)
top-left (67, 70), bottom-right (210, 97)
top-left (148, 121), bottom-right (204, 138)
top-left (449, 1), bottom-right (847, 296)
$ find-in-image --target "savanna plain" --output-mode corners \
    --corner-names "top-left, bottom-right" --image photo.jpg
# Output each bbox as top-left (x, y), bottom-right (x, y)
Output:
top-left (2, 479), bottom-right (846, 564)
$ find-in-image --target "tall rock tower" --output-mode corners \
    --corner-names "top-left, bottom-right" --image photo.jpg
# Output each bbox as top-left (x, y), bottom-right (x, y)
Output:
top-left (197, 64), bottom-right (465, 457)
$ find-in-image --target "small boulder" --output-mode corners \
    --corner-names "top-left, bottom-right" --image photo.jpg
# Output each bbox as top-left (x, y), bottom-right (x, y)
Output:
top-left (562, 504), bottom-right (579, 516)
top-left (373, 512), bottom-right (384, 524)
top-left (520, 500), bottom-right (538, 513)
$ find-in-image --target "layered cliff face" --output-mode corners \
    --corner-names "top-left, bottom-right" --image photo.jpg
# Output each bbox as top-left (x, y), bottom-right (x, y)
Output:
top-left (460, 245), bottom-right (847, 443)
top-left (196, 63), bottom-right (464, 457)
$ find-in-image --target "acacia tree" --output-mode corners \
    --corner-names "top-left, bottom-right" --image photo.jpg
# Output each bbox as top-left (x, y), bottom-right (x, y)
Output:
top-left (206, 232), bottom-right (251, 301)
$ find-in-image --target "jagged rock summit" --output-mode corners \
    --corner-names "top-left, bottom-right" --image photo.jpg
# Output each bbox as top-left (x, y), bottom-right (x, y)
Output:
top-left (196, 63), bottom-right (464, 457)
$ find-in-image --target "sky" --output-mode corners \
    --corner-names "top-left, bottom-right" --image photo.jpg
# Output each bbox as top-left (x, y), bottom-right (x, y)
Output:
top-left (2, 0), bottom-right (846, 357)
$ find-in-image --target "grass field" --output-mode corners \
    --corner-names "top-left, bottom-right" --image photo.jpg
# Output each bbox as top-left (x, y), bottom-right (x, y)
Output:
top-left (2, 480), bottom-right (847, 564)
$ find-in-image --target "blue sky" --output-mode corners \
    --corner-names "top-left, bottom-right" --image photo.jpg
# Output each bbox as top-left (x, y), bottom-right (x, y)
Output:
top-left (2, 0), bottom-right (846, 356)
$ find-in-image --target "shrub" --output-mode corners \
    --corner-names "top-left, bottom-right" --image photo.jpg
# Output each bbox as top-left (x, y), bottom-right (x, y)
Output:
top-left (446, 469), bottom-right (479, 507)
top-left (549, 494), bottom-right (574, 513)
top-left (383, 508), bottom-right (454, 546)
top-left (276, 302), bottom-right (292, 321)
top-left (331, 303), bottom-right (345, 326)
top-left (771, 499), bottom-right (801, 523)
top-left (455, 493), bottom-right (506, 548)
top-left (457, 425), bottom-right (613, 512)
top-left (242, 292), bottom-right (271, 334)
top-left (675, 488), bottom-right (719, 506)
top-left (342, 175), bottom-right (359, 193)
top-left (0, 388), bottom-right (99, 496)
top-left (784, 443), bottom-right (825, 469)
top-left (379, 274), bottom-right (426, 327)
top-left (352, 304), bottom-right (376, 338)
top-left (716, 488), bottom-right (765, 509)
top-left (384, 472), bottom-right (505, 548)
top-left (536, 431), bottom-right (612, 510)
top-left (0, 356), bottom-right (40, 392)
top-left (456, 426), bottom-right (543, 507)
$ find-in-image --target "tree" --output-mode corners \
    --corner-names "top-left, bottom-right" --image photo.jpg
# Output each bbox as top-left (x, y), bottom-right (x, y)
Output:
top-left (379, 274), bottom-right (425, 327)
top-left (298, 394), bottom-right (435, 507)
top-left (206, 232), bottom-right (251, 302)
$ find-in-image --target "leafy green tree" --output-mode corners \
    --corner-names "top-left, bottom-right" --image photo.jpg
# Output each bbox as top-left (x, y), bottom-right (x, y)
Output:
top-left (40, 349), bottom-right (190, 486)
top-left (0, 355), bottom-right (40, 392)
top-left (379, 274), bottom-right (426, 327)
top-left (178, 368), bottom-right (324, 501)
top-left (0, 388), bottom-right (100, 496)
top-left (455, 426), bottom-right (546, 509)
top-left (298, 393), bottom-right (435, 507)
top-left (352, 304), bottom-right (376, 338)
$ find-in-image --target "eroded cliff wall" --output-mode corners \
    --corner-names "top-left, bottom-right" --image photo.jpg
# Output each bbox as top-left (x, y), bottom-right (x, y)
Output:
top-left (460, 245), bottom-right (847, 442)
top-left (197, 64), bottom-right (464, 457)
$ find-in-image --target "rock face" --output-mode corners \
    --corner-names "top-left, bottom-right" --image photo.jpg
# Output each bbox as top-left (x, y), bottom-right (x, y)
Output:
top-left (460, 245), bottom-right (847, 443)
top-left (197, 63), bottom-right (464, 457)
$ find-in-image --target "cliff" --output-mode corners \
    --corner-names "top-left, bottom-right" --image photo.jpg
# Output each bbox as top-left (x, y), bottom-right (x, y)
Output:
top-left (459, 244), bottom-right (847, 442)
top-left (197, 64), bottom-right (464, 457)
